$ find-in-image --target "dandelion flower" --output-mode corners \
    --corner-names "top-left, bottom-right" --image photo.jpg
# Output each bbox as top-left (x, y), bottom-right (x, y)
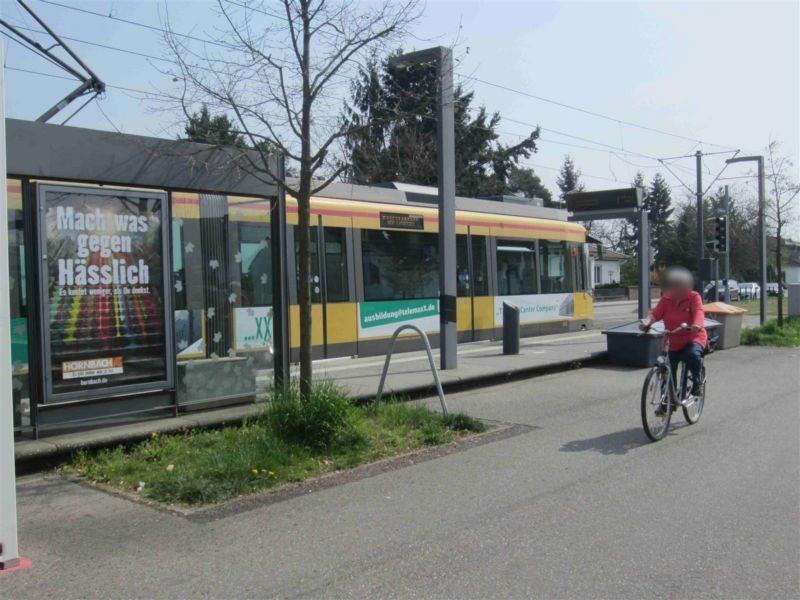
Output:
top-left (268, 471), bottom-right (275, 477)
top-left (165, 464), bottom-right (175, 472)
top-left (251, 468), bottom-right (259, 475)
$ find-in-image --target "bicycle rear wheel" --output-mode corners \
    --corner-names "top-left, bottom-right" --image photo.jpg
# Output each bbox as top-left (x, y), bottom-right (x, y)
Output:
top-left (682, 364), bottom-right (706, 424)
top-left (641, 366), bottom-right (672, 441)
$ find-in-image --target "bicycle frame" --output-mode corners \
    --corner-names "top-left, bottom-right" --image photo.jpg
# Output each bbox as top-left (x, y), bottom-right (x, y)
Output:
top-left (654, 327), bottom-right (691, 409)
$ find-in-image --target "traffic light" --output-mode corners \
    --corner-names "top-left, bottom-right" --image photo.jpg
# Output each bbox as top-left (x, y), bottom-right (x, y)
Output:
top-left (714, 216), bottom-right (728, 252)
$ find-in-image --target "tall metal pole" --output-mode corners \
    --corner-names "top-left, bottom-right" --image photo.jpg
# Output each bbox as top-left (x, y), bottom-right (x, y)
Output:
top-left (727, 155), bottom-right (768, 323)
top-left (0, 46), bottom-right (22, 571)
top-left (637, 208), bottom-right (650, 319)
top-left (271, 156), bottom-right (290, 387)
top-left (723, 186), bottom-right (731, 303)
top-left (757, 157), bottom-right (767, 324)
top-left (695, 150), bottom-right (705, 293)
top-left (436, 47), bottom-right (457, 370)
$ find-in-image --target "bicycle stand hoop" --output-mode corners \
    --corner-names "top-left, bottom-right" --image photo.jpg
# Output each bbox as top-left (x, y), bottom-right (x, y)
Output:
top-left (375, 325), bottom-right (448, 415)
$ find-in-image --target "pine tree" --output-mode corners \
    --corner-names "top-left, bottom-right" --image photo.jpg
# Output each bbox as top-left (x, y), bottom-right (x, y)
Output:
top-left (343, 53), bottom-right (540, 197)
top-left (183, 104), bottom-right (245, 147)
top-left (647, 173), bottom-right (674, 262)
top-left (506, 165), bottom-right (554, 206)
top-left (555, 155), bottom-right (584, 204)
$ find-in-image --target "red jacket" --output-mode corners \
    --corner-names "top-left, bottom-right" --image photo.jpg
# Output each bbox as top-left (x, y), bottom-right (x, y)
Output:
top-left (650, 290), bottom-right (707, 351)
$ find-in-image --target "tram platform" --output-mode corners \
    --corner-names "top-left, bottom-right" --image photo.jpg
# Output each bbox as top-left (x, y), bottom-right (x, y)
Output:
top-left (14, 330), bottom-right (607, 465)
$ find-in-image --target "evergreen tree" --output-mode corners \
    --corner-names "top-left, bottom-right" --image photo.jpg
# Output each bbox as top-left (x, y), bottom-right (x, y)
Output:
top-left (506, 165), bottom-right (554, 206)
top-left (183, 104), bottom-right (245, 147)
top-left (555, 155), bottom-right (584, 203)
top-left (647, 172), bottom-right (674, 262)
top-left (343, 53), bottom-right (540, 197)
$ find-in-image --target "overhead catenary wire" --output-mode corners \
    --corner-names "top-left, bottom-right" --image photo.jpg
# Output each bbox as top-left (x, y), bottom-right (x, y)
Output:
top-left (7, 19), bottom-right (681, 167)
top-left (10, 2), bottom-right (742, 194)
top-left (459, 74), bottom-right (740, 152)
top-left (38, 0), bottom-right (742, 156)
top-left (7, 61), bottom-right (696, 191)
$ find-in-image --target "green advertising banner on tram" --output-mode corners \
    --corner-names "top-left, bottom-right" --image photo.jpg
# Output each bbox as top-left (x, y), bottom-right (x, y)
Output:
top-left (358, 299), bottom-right (439, 339)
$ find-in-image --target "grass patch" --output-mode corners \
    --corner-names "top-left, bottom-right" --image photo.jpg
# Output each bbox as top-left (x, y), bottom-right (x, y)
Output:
top-left (731, 297), bottom-right (788, 317)
top-left (65, 386), bottom-right (486, 507)
top-left (741, 318), bottom-right (800, 347)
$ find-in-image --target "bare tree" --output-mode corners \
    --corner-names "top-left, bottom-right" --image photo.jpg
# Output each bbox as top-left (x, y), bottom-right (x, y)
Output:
top-left (765, 140), bottom-right (799, 325)
top-left (160, 0), bottom-right (420, 398)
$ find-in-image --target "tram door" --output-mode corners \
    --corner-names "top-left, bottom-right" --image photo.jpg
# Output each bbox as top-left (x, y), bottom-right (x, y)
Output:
top-left (289, 219), bottom-right (357, 360)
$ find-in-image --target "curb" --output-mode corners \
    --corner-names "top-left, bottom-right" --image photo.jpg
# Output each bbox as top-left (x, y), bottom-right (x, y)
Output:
top-left (15, 350), bottom-right (608, 470)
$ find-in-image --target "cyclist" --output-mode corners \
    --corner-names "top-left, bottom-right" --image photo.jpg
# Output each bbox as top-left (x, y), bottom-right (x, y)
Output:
top-left (639, 266), bottom-right (707, 403)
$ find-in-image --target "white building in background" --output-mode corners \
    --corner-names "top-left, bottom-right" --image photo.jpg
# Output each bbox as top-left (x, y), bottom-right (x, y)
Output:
top-left (588, 242), bottom-right (629, 288)
top-left (784, 239), bottom-right (800, 285)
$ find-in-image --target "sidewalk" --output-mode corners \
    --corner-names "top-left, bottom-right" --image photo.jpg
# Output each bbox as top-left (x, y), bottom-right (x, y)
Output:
top-left (14, 330), bottom-right (607, 465)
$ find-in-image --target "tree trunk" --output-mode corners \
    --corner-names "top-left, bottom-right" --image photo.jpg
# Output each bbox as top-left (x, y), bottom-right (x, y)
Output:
top-left (297, 181), bottom-right (313, 398)
top-left (298, 0), bottom-right (313, 400)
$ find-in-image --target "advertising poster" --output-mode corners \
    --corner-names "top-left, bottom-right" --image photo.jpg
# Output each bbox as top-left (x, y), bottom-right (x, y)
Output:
top-left (234, 306), bottom-right (273, 352)
top-left (39, 185), bottom-right (172, 401)
top-left (358, 299), bottom-right (439, 339)
top-left (494, 294), bottom-right (574, 326)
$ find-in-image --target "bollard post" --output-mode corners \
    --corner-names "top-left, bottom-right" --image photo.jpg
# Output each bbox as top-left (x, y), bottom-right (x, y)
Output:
top-left (503, 302), bottom-right (520, 355)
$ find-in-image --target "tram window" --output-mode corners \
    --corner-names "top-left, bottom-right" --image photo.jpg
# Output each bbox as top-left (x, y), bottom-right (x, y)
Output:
top-left (324, 227), bottom-right (348, 302)
top-left (471, 236), bottom-right (489, 296)
top-left (239, 223), bottom-right (272, 306)
top-left (362, 229), bottom-right (438, 301)
top-left (457, 235), bottom-right (470, 297)
top-left (497, 240), bottom-right (537, 295)
top-left (295, 226), bottom-right (321, 303)
top-left (540, 240), bottom-right (574, 293)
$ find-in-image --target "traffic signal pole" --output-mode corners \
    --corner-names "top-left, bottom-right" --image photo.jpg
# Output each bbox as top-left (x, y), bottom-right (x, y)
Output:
top-left (723, 186), bottom-right (731, 303)
top-left (696, 151), bottom-right (704, 294)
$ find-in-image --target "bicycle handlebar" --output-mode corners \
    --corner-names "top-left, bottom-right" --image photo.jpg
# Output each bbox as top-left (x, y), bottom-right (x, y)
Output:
top-left (639, 320), bottom-right (688, 335)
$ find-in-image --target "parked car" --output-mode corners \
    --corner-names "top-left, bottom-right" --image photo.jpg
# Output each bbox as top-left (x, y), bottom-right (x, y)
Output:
top-left (739, 282), bottom-right (761, 300)
top-left (704, 280), bottom-right (740, 301)
top-left (766, 282), bottom-right (782, 296)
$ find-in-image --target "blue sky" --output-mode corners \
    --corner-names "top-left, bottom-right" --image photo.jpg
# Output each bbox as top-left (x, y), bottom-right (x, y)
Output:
top-left (3, 0), bottom-right (798, 207)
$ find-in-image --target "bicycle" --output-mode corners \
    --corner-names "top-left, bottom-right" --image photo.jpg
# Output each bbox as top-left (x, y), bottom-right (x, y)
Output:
top-left (640, 323), bottom-right (707, 442)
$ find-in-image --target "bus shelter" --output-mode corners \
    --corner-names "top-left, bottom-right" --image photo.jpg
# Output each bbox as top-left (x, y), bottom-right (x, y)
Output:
top-left (5, 119), bottom-right (286, 436)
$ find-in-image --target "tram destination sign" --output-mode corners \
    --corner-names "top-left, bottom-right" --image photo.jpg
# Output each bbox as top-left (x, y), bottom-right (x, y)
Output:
top-left (565, 187), bottom-right (642, 213)
top-left (380, 212), bottom-right (425, 230)
top-left (36, 184), bottom-right (174, 403)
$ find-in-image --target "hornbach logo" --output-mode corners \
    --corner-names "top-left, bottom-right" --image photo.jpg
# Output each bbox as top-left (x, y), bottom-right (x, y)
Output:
top-left (360, 300), bottom-right (438, 329)
top-left (380, 212), bottom-right (425, 230)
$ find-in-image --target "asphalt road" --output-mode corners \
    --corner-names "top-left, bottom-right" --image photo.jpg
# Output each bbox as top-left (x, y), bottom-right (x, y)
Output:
top-left (5, 345), bottom-right (799, 599)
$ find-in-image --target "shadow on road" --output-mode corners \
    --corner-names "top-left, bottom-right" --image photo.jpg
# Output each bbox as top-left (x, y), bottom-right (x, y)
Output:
top-left (560, 427), bottom-right (649, 455)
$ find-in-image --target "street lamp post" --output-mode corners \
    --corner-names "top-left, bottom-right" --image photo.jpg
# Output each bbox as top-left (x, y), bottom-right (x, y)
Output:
top-left (390, 47), bottom-right (457, 370)
top-left (726, 155), bottom-right (767, 324)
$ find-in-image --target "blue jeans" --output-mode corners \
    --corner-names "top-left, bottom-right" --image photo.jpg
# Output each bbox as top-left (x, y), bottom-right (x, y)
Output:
top-left (668, 342), bottom-right (704, 391)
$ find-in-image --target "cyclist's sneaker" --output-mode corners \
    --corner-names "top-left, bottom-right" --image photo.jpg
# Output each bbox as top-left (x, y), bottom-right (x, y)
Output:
top-left (691, 381), bottom-right (703, 396)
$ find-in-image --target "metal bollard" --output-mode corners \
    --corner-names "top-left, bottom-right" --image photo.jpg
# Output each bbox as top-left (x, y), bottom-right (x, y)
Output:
top-left (503, 302), bottom-right (520, 355)
top-left (788, 283), bottom-right (800, 317)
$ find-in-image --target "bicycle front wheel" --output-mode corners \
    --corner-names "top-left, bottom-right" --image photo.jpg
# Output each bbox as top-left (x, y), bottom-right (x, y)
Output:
top-left (682, 364), bottom-right (706, 424)
top-left (641, 366), bottom-right (671, 441)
